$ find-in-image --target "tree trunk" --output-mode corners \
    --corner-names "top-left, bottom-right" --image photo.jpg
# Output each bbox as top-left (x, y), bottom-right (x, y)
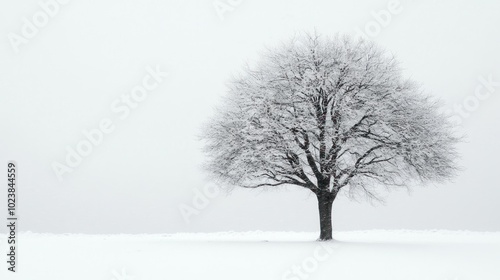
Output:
top-left (317, 191), bottom-right (336, 241)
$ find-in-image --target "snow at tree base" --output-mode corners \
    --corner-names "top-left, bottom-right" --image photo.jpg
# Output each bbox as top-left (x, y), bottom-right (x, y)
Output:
top-left (0, 231), bottom-right (499, 280)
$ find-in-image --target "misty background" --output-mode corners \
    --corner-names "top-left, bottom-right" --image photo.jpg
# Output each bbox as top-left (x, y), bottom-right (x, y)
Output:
top-left (0, 0), bottom-right (499, 234)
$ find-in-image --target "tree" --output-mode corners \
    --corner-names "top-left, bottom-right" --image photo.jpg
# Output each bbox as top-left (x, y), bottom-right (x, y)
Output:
top-left (202, 33), bottom-right (460, 241)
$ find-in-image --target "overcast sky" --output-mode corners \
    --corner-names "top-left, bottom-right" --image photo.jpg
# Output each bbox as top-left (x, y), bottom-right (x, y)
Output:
top-left (0, 0), bottom-right (499, 234)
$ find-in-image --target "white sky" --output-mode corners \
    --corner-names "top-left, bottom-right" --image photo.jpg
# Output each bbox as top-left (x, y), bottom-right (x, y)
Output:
top-left (0, 0), bottom-right (499, 234)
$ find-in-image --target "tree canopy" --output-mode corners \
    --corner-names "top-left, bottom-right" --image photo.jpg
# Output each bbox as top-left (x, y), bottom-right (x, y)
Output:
top-left (203, 33), bottom-right (460, 201)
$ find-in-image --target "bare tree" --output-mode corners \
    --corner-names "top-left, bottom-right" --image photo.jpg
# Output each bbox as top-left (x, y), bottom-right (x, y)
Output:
top-left (202, 33), bottom-right (460, 241)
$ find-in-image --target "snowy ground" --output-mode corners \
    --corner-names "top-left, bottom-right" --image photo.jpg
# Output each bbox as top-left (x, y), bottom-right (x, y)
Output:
top-left (1, 230), bottom-right (499, 280)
